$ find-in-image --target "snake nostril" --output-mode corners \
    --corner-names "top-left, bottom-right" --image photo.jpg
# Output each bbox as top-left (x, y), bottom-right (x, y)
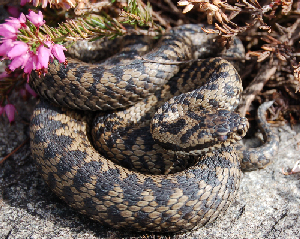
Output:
top-left (218, 135), bottom-right (228, 141)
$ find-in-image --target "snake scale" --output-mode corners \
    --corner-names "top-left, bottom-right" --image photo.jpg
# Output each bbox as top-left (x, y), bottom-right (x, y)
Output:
top-left (29, 24), bottom-right (279, 232)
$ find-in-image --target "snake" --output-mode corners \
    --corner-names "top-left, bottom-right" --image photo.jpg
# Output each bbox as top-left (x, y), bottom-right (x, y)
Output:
top-left (29, 24), bottom-right (279, 232)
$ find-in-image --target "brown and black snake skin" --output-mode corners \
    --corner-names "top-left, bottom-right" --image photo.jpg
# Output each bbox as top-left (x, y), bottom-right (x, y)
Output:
top-left (29, 24), bottom-right (279, 232)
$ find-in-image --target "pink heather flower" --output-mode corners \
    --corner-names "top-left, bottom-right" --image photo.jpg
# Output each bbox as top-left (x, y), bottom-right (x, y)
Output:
top-left (27, 11), bottom-right (45, 28)
top-left (24, 52), bottom-right (37, 74)
top-left (9, 52), bottom-right (30, 71)
top-left (3, 13), bottom-right (25, 32)
top-left (20, 0), bottom-right (28, 6)
top-left (52, 44), bottom-right (66, 63)
top-left (0, 23), bottom-right (19, 40)
top-left (17, 13), bottom-right (27, 29)
top-left (37, 44), bottom-right (51, 69)
top-left (7, 41), bottom-right (28, 58)
top-left (4, 104), bottom-right (16, 123)
top-left (26, 83), bottom-right (37, 97)
top-left (0, 39), bottom-right (14, 56)
top-left (19, 13), bottom-right (26, 25)
top-left (7, 6), bottom-right (20, 18)
top-left (0, 10), bottom-right (65, 77)
top-left (4, 19), bottom-right (20, 30)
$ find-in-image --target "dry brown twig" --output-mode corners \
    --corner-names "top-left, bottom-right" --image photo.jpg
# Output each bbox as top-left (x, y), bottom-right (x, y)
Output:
top-left (247, 18), bottom-right (300, 91)
top-left (0, 138), bottom-right (30, 165)
top-left (178, 0), bottom-right (241, 35)
top-left (237, 64), bottom-right (278, 117)
top-left (176, 0), bottom-right (299, 74)
top-left (177, 0), bottom-right (273, 36)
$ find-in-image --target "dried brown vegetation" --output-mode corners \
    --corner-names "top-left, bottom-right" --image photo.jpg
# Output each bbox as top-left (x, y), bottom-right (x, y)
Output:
top-left (170, 0), bottom-right (300, 121)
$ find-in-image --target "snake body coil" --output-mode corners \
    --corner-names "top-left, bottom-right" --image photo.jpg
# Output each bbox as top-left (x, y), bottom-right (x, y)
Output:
top-left (29, 24), bottom-right (278, 232)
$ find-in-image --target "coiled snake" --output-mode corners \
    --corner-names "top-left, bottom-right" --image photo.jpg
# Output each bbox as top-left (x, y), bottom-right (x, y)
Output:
top-left (29, 24), bottom-right (279, 232)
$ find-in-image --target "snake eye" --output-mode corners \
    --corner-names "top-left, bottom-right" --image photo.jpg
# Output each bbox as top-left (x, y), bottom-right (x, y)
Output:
top-left (237, 129), bottom-right (244, 136)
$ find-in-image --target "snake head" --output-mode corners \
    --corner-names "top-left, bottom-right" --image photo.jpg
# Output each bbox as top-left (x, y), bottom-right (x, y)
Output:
top-left (212, 110), bottom-right (249, 143)
top-left (151, 109), bottom-right (249, 154)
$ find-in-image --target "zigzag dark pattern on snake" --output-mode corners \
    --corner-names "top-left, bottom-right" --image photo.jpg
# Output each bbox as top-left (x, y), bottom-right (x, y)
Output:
top-left (29, 24), bottom-right (279, 232)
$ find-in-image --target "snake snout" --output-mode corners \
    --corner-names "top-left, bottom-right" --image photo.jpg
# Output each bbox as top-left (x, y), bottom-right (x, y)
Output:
top-left (229, 116), bottom-right (249, 141)
top-left (211, 111), bottom-right (248, 145)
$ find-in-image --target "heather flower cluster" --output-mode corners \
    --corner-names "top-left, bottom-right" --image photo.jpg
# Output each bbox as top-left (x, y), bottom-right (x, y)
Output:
top-left (0, 11), bottom-right (66, 78)
top-left (0, 10), bottom-right (67, 123)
